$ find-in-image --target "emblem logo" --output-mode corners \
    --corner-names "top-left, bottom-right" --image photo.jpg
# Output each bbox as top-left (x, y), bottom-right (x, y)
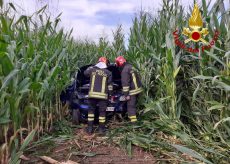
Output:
top-left (182, 3), bottom-right (209, 44)
top-left (173, 3), bottom-right (220, 53)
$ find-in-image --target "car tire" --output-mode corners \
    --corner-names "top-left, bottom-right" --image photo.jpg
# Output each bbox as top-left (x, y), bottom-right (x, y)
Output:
top-left (72, 109), bottom-right (80, 125)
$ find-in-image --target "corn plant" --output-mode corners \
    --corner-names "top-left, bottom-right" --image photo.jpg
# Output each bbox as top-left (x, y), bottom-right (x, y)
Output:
top-left (0, 0), bottom-right (229, 163)
top-left (112, 0), bottom-right (230, 163)
top-left (0, 2), bottom-right (101, 163)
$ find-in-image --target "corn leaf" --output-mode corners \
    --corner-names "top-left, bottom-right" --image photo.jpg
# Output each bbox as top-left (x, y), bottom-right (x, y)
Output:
top-left (172, 144), bottom-right (213, 164)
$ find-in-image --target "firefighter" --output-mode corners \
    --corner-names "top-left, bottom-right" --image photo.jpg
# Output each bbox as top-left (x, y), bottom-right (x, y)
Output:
top-left (84, 57), bottom-right (113, 135)
top-left (115, 56), bottom-right (143, 123)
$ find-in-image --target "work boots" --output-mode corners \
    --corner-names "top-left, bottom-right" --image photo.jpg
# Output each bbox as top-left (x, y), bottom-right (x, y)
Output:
top-left (98, 123), bottom-right (106, 136)
top-left (85, 121), bottom-right (93, 135)
top-left (130, 121), bottom-right (138, 126)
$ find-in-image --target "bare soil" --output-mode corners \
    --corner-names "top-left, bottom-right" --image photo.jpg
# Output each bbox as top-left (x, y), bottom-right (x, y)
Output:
top-left (22, 125), bottom-right (157, 164)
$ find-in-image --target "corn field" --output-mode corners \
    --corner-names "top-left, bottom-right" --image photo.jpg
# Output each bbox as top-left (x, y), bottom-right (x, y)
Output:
top-left (0, 0), bottom-right (230, 163)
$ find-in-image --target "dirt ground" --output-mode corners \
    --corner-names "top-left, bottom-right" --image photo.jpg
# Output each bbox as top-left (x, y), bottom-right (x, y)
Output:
top-left (22, 126), bottom-right (156, 164)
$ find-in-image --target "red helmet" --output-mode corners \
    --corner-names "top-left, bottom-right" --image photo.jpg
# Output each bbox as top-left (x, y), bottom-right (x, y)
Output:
top-left (115, 56), bottom-right (126, 67)
top-left (98, 57), bottom-right (108, 65)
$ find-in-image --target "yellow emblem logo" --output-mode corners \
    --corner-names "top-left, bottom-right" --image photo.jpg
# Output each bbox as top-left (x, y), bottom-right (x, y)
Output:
top-left (182, 3), bottom-right (209, 44)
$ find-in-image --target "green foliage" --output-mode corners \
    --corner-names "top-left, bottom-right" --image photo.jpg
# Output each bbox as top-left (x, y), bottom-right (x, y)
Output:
top-left (110, 0), bottom-right (230, 163)
top-left (0, 0), bottom-right (229, 163)
top-left (0, 3), bottom-right (100, 162)
top-left (111, 25), bottom-right (126, 57)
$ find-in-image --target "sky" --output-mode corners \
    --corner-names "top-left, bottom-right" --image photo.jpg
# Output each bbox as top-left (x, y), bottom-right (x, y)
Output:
top-left (4, 0), bottom-right (230, 44)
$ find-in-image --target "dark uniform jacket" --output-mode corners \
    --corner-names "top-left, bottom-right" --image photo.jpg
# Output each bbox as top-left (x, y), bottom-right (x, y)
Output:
top-left (121, 63), bottom-right (143, 96)
top-left (84, 66), bottom-right (112, 100)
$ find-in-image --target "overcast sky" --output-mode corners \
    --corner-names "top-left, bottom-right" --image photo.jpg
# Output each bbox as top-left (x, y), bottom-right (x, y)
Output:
top-left (4, 0), bottom-right (230, 43)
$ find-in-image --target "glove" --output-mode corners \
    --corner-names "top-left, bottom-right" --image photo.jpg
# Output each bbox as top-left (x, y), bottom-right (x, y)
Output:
top-left (126, 95), bottom-right (130, 101)
top-left (119, 95), bottom-right (130, 101)
top-left (119, 95), bottom-right (126, 101)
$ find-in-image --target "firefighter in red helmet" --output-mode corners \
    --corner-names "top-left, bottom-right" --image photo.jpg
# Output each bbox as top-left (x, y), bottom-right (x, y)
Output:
top-left (115, 56), bottom-right (143, 123)
top-left (84, 57), bottom-right (113, 135)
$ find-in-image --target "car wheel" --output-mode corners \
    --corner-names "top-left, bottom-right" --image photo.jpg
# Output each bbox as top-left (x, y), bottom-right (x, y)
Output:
top-left (72, 109), bottom-right (80, 125)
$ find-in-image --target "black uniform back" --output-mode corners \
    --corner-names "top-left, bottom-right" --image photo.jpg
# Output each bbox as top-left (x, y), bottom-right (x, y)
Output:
top-left (121, 63), bottom-right (143, 96)
top-left (84, 66), bottom-right (113, 99)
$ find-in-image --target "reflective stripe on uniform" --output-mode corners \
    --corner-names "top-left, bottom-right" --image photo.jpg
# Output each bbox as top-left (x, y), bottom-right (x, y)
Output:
top-left (131, 118), bottom-right (137, 122)
top-left (99, 116), bottom-right (105, 120)
top-left (101, 76), bottom-right (106, 93)
top-left (99, 116), bottom-right (105, 123)
top-left (129, 87), bottom-right (143, 94)
top-left (88, 118), bottom-right (94, 121)
top-left (88, 114), bottom-right (94, 117)
top-left (88, 94), bottom-right (107, 99)
top-left (122, 86), bottom-right (130, 92)
top-left (129, 115), bottom-right (137, 119)
top-left (129, 115), bottom-right (137, 122)
top-left (90, 74), bottom-right (96, 92)
top-left (88, 91), bottom-right (108, 99)
top-left (132, 73), bottom-right (138, 89)
top-left (129, 88), bottom-right (143, 95)
top-left (89, 91), bottom-right (107, 96)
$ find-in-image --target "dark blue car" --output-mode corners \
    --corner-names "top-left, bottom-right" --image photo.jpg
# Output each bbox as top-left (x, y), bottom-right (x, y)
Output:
top-left (61, 64), bottom-right (127, 124)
